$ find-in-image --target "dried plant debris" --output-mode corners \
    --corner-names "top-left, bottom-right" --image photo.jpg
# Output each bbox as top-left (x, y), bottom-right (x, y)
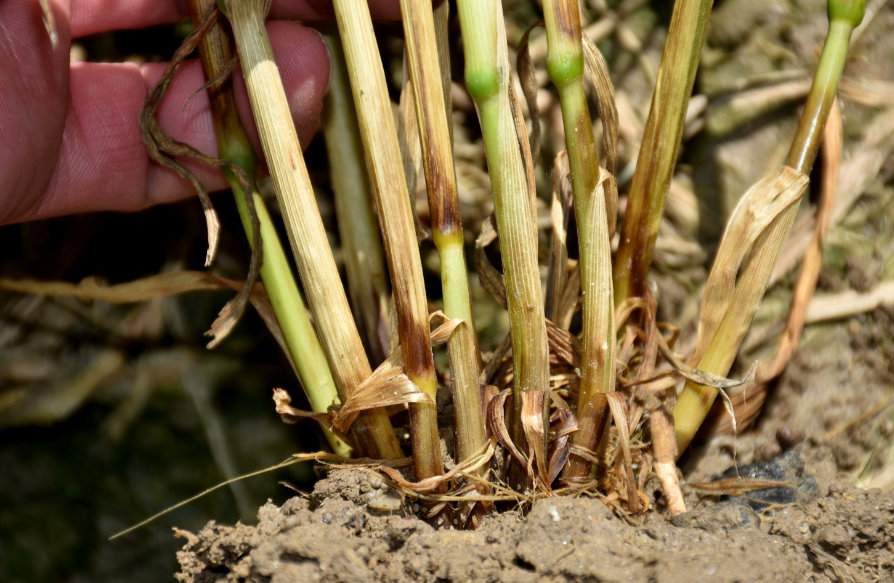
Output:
top-left (139, 4), bottom-right (263, 349)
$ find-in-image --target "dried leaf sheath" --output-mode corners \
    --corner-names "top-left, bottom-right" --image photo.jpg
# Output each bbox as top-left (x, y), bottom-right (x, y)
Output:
top-left (674, 1), bottom-right (865, 454)
top-left (457, 0), bottom-right (551, 476)
top-left (332, 1), bottom-right (444, 480)
top-left (692, 170), bottom-right (809, 364)
top-left (674, 170), bottom-right (809, 453)
top-left (399, 0), bottom-right (487, 467)
top-left (709, 101), bottom-right (843, 436)
top-left (220, 0), bottom-right (400, 459)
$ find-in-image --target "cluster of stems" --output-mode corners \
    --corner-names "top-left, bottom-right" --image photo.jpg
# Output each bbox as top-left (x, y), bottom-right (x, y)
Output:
top-left (331, 0), bottom-right (444, 480)
top-left (185, 0), bottom-right (349, 456)
top-left (673, 0), bottom-right (866, 454)
top-left (219, 0), bottom-right (401, 459)
top-left (198, 0), bottom-right (862, 495)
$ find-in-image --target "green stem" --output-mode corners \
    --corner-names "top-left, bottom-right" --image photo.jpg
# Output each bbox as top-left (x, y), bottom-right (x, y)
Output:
top-left (457, 0), bottom-right (550, 471)
top-left (543, 0), bottom-right (616, 481)
top-left (785, 20), bottom-right (853, 173)
top-left (438, 232), bottom-right (488, 461)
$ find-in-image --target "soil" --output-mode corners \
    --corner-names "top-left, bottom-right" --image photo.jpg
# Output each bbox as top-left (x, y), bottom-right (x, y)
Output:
top-left (174, 315), bottom-right (894, 583)
top-left (174, 467), bottom-right (893, 583)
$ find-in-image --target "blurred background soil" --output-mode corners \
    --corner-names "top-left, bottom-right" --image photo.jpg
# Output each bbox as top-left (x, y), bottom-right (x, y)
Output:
top-left (1, 1), bottom-right (892, 581)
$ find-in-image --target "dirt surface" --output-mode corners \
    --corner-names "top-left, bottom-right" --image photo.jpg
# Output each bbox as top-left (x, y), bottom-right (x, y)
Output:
top-left (175, 322), bottom-right (894, 582)
top-left (175, 464), bottom-right (893, 583)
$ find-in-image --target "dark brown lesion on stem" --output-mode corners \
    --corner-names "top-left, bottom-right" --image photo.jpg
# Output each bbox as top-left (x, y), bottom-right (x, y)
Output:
top-left (553, 1), bottom-right (581, 38)
top-left (617, 152), bottom-right (661, 300)
top-left (426, 159), bottom-right (462, 236)
top-left (406, 23), bottom-right (462, 238)
top-left (612, 0), bottom-right (714, 305)
top-left (398, 311), bottom-right (436, 382)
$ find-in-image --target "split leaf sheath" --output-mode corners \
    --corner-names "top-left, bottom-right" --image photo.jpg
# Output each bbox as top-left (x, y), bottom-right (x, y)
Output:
top-left (673, 0), bottom-right (865, 455)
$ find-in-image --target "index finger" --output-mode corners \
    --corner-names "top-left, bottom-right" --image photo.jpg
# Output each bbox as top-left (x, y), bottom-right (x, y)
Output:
top-left (70, 0), bottom-right (404, 38)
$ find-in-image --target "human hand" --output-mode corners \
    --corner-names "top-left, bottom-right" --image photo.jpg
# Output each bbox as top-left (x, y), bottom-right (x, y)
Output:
top-left (0, 1), bottom-right (404, 225)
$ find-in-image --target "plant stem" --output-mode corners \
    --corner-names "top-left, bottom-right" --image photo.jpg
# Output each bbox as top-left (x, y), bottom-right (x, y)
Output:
top-left (399, 0), bottom-right (486, 465)
top-left (543, 0), bottom-right (616, 481)
top-left (185, 0), bottom-right (349, 456)
top-left (612, 0), bottom-right (713, 305)
top-left (673, 0), bottom-right (865, 455)
top-left (322, 35), bottom-right (391, 365)
top-left (433, 1), bottom-right (453, 128)
top-left (457, 0), bottom-right (550, 467)
top-left (220, 0), bottom-right (401, 459)
top-left (332, 0), bottom-right (444, 479)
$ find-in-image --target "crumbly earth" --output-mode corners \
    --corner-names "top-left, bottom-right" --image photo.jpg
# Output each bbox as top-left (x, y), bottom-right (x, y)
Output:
top-left (174, 465), bottom-right (893, 583)
top-left (174, 282), bottom-right (894, 583)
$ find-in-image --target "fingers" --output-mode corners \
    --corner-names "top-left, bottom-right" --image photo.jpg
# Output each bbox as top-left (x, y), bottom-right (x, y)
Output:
top-left (283, 0), bottom-right (403, 21)
top-left (0, 0), bottom-right (71, 225)
top-left (70, 0), bottom-right (180, 38)
top-left (33, 21), bottom-right (328, 221)
top-left (70, 0), bottom-right (405, 38)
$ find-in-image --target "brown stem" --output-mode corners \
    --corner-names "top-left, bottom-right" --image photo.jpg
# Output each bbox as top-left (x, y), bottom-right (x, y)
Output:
top-left (332, 0), bottom-right (444, 479)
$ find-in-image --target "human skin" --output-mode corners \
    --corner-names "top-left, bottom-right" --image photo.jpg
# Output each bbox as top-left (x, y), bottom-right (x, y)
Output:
top-left (0, 0), bottom-right (405, 225)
